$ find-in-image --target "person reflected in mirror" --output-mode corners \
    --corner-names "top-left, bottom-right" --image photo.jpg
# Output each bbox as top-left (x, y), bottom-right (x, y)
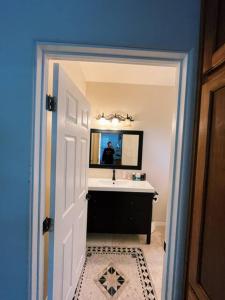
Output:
top-left (102, 141), bottom-right (115, 164)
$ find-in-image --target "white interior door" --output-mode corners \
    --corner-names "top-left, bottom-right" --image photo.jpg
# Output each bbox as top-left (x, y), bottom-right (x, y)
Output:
top-left (48, 63), bottom-right (90, 300)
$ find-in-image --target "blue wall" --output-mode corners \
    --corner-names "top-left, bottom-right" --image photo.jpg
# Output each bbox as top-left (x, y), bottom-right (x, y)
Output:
top-left (0, 1), bottom-right (200, 299)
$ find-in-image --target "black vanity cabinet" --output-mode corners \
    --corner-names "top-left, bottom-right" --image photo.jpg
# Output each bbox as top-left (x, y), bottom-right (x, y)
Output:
top-left (87, 191), bottom-right (155, 244)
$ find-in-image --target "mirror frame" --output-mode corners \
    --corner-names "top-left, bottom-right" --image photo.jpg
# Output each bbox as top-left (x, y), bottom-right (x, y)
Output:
top-left (89, 128), bottom-right (143, 170)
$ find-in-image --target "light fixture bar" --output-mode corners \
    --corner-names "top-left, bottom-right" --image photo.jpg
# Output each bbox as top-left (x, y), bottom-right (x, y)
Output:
top-left (96, 113), bottom-right (134, 123)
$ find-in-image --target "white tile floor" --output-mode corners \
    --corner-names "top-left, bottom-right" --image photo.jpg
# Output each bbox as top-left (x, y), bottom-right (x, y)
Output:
top-left (87, 226), bottom-right (165, 299)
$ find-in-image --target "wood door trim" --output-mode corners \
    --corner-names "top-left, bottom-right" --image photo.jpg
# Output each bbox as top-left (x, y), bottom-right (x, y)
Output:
top-left (202, 0), bottom-right (219, 73)
top-left (188, 65), bottom-right (225, 298)
top-left (188, 82), bottom-right (211, 299)
top-left (187, 285), bottom-right (198, 300)
top-left (212, 43), bottom-right (225, 68)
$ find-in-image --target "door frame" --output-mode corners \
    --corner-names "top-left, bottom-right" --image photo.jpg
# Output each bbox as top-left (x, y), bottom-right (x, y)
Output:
top-left (30, 42), bottom-right (195, 300)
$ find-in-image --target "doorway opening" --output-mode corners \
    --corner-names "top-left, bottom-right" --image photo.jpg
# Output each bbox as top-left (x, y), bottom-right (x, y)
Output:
top-left (32, 44), bottom-right (190, 300)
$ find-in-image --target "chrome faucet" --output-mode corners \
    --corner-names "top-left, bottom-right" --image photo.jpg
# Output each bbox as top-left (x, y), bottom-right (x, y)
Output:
top-left (112, 169), bottom-right (116, 181)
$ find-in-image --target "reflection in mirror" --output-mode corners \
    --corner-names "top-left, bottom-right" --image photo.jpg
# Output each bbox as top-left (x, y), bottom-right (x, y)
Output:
top-left (90, 133), bottom-right (101, 164)
top-left (122, 134), bottom-right (139, 166)
top-left (89, 129), bottom-right (143, 169)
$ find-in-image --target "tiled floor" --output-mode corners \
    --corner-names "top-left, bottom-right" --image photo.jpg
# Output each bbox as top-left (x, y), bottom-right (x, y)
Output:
top-left (87, 226), bottom-right (165, 299)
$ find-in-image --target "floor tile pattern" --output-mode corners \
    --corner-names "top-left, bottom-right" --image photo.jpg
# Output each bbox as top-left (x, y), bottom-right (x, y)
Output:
top-left (86, 228), bottom-right (165, 299)
top-left (74, 246), bottom-right (157, 300)
top-left (96, 263), bottom-right (127, 298)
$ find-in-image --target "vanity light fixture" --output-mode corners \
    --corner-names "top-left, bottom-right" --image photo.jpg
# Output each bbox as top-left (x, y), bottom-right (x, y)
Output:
top-left (99, 113), bottom-right (108, 125)
top-left (96, 113), bottom-right (134, 126)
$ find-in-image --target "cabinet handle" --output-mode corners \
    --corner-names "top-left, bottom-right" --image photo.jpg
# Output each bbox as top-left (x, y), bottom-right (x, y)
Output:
top-left (153, 191), bottom-right (159, 201)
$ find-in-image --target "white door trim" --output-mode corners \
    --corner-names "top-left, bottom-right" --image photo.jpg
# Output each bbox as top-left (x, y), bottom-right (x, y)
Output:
top-left (31, 43), bottom-right (192, 300)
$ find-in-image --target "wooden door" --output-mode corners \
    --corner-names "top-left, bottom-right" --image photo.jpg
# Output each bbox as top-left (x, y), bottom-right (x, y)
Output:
top-left (48, 64), bottom-right (90, 300)
top-left (188, 66), bottom-right (225, 299)
top-left (203, 0), bottom-right (225, 72)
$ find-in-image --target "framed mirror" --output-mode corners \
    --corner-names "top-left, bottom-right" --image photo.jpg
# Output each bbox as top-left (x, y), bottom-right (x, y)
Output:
top-left (89, 129), bottom-right (143, 169)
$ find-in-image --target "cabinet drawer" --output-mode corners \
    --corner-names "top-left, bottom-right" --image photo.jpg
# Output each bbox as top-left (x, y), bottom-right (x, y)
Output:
top-left (114, 194), bottom-right (153, 214)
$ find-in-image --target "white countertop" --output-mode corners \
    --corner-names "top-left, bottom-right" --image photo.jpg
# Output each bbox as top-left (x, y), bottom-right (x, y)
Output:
top-left (88, 178), bottom-right (155, 193)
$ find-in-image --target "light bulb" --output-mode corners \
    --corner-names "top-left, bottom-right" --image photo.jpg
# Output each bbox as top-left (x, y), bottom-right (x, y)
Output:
top-left (99, 116), bottom-right (107, 125)
top-left (112, 117), bottom-right (119, 126)
top-left (98, 113), bottom-right (107, 125)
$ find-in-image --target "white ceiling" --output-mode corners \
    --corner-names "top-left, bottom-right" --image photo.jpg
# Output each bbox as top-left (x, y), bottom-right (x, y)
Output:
top-left (78, 61), bottom-right (177, 86)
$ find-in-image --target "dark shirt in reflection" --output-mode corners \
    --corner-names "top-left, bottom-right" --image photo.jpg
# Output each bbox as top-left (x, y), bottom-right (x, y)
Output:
top-left (102, 147), bottom-right (115, 164)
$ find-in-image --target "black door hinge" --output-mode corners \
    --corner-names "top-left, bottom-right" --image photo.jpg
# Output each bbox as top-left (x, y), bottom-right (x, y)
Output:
top-left (86, 193), bottom-right (92, 201)
top-left (43, 217), bottom-right (54, 234)
top-left (46, 95), bottom-right (57, 112)
top-left (164, 241), bottom-right (166, 252)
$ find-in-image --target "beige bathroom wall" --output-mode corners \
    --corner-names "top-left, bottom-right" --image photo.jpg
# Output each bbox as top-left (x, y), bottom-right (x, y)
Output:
top-left (86, 82), bottom-right (177, 222)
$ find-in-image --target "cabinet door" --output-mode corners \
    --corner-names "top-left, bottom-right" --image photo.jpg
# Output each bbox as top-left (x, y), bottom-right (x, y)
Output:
top-left (188, 66), bottom-right (225, 299)
top-left (203, 0), bottom-right (225, 73)
top-left (87, 192), bottom-right (114, 232)
top-left (112, 193), bottom-right (152, 234)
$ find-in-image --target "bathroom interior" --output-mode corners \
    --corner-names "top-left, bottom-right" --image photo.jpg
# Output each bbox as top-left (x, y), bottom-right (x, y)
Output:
top-left (45, 59), bottom-right (178, 299)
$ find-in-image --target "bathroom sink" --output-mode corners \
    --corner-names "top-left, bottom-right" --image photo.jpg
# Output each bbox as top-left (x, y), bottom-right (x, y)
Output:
top-left (88, 178), bottom-right (155, 193)
top-left (97, 179), bottom-right (130, 186)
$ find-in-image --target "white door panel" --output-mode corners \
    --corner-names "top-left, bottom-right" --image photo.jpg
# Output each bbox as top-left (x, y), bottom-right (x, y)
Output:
top-left (48, 63), bottom-right (90, 300)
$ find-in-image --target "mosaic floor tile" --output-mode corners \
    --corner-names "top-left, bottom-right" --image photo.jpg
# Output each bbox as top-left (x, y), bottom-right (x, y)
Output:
top-left (74, 246), bottom-right (157, 300)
